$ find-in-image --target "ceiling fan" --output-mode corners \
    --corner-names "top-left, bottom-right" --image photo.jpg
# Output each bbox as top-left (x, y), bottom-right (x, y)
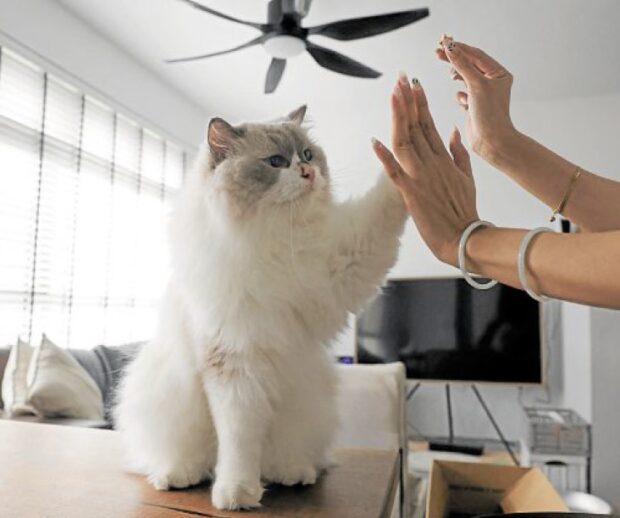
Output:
top-left (167, 0), bottom-right (429, 93)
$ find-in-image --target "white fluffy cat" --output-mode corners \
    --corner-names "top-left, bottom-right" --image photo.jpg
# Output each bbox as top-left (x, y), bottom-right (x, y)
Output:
top-left (115, 106), bottom-right (407, 510)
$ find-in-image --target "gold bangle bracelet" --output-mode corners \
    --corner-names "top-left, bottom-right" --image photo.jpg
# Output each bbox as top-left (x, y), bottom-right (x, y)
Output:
top-left (550, 167), bottom-right (582, 223)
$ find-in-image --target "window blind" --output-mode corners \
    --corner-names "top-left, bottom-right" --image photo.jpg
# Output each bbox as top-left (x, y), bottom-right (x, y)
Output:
top-left (0, 46), bottom-right (188, 349)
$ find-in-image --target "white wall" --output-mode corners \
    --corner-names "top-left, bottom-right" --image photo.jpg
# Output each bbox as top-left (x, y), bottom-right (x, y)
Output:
top-left (0, 0), bottom-right (207, 149)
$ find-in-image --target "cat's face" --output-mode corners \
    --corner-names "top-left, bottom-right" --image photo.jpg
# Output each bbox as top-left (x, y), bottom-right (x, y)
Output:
top-left (206, 106), bottom-right (330, 218)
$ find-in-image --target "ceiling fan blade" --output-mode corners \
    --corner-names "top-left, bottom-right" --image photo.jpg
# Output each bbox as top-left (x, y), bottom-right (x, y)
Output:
top-left (177, 0), bottom-right (268, 31)
top-left (307, 8), bottom-right (429, 41)
top-left (306, 42), bottom-right (380, 78)
top-left (166, 35), bottom-right (267, 63)
top-left (265, 58), bottom-right (287, 94)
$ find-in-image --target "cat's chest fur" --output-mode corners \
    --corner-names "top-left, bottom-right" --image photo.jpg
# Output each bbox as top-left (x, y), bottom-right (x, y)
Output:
top-left (175, 210), bottom-right (346, 348)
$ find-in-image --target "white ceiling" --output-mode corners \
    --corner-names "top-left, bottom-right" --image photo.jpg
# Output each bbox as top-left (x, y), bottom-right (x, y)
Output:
top-left (55, 0), bottom-right (620, 124)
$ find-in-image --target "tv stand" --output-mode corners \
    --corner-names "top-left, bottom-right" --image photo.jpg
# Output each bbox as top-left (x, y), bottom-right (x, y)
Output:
top-left (406, 383), bottom-right (519, 465)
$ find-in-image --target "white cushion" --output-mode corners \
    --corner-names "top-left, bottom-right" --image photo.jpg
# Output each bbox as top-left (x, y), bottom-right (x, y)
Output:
top-left (334, 362), bottom-right (408, 518)
top-left (1, 338), bottom-right (37, 416)
top-left (26, 335), bottom-right (104, 420)
top-left (333, 362), bottom-right (406, 451)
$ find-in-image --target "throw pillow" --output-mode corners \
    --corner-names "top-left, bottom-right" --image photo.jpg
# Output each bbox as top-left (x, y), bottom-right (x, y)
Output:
top-left (26, 335), bottom-right (104, 420)
top-left (1, 338), bottom-right (37, 416)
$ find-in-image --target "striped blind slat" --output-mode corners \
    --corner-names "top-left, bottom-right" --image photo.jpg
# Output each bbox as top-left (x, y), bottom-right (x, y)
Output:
top-left (0, 46), bottom-right (187, 349)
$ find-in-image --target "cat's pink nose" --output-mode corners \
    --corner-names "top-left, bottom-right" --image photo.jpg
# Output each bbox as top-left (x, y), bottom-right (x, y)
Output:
top-left (300, 164), bottom-right (315, 183)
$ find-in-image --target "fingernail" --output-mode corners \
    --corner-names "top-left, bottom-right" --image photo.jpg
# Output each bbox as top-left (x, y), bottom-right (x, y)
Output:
top-left (411, 77), bottom-right (421, 89)
top-left (446, 41), bottom-right (456, 52)
top-left (371, 137), bottom-right (382, 148)
top-left (398, 70), bottom-right (409, 85)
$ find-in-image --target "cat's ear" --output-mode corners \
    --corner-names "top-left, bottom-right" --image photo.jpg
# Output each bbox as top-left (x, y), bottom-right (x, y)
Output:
top-left (286, 105), bottom-right (307, 125)
top-left (207, 118), bottom-right (242, 164)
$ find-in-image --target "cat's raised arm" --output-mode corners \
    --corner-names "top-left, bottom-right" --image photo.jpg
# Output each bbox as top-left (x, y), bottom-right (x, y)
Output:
top-left (328, 174), bottom-right (408, 313)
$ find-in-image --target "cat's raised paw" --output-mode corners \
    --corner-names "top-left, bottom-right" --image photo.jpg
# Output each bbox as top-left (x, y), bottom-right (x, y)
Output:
top-left (211, 479), bottom-right (264, 510)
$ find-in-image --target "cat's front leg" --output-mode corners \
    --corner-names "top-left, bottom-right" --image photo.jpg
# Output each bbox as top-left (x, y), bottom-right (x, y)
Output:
top-left (329, 174), bottom-right (408, 313)
top-left (262, 356), bottom-right (337, 487)
top-left (202, 347), bottom-right (273, 511)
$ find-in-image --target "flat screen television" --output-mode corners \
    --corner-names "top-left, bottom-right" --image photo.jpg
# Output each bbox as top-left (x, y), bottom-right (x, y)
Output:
top-left (355, 277), bottom-right (543, 385)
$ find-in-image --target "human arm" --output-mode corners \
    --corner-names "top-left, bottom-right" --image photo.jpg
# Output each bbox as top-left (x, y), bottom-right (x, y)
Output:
top-left (438, 39), bottom-right (620, 232)
top-left (464, 227), bottom-right (620, 309)
top-left (372, 75), bottom-right (620, 309)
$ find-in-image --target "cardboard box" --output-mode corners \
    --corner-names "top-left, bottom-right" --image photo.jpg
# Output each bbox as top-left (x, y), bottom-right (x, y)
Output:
top-left (427, 460), bottom-right (568, 518)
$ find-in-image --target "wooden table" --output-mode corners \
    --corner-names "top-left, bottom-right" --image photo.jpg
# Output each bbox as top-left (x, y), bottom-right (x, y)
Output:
top-left (0, 421), bottom-right (399, 518)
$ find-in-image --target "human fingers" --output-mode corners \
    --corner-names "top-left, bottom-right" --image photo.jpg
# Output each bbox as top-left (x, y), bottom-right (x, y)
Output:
top-left (441, 39), bottom-right (485, 89)
top-left (456, 42), bottom-right (510, 79)
top-left (395, 75), bottom-right (434, 162)
top-left (456, 91), bottom-right (469, 109)
top-left (372, 137), bottom-right (409, 189)
top-left (435, 47), bottom-right (449, 63)
top-left (390, 89), bottom-right (422, 172)
top-left (397, 71), bottom-right (417, 131)
top-left (450, 67), bottom-right (464, 81)
top-left (411, 79), bottom-right (448, 156)
top-left (449, 126), bottom-right (472, 177)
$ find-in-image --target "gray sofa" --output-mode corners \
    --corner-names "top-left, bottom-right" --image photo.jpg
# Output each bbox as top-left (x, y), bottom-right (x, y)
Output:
top-left (0, 342), bottom-right (143, 429)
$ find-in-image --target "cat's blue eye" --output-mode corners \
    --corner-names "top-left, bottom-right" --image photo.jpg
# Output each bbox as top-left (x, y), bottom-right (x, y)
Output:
top-left (266, 155), bottom-right (290, 168)
top-left (302, 149), bottom-right (313, 161)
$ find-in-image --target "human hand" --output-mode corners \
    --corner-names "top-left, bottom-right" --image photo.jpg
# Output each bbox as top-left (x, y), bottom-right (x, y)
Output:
top-left (372, 75), bottom-right (479, 266)
top-left (437, 37), bottom-right (517, 161)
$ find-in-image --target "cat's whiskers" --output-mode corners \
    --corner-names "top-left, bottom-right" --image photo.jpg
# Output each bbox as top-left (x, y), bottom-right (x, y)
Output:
top-left (323, 171), bottom-right (348, 191)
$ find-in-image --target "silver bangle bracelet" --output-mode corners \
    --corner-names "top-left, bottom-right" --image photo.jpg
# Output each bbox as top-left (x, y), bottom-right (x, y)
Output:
top-left (458, 220), bottom-right (499, 290)
top-left (518, 227), bottom-right (553, 302)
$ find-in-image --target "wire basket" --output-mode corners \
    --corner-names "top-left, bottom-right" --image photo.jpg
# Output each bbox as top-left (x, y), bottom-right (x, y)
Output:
top-left (525, 407), bottom-right (590, 455)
